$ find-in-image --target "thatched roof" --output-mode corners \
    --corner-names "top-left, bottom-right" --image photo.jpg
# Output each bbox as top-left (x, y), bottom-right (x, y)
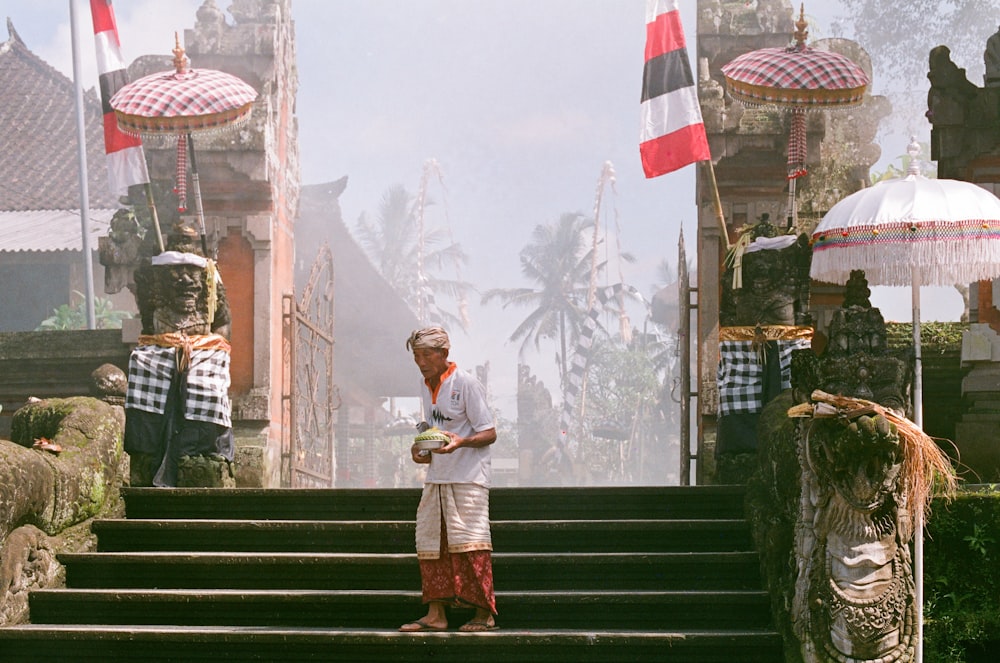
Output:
top-left (296, 180), bottom-right (419, 405)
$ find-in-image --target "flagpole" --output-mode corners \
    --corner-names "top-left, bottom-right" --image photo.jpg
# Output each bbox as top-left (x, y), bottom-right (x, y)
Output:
top-left (70, 0), bottom-right (97, 330)
top-left (701, 159), bottom-right (730, 251)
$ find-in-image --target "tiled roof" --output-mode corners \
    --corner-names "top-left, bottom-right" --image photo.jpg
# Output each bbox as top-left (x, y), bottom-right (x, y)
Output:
top-left (0, 20), bottom-right (118, 212)
top-left (0, 209), bottom-right (115, 252)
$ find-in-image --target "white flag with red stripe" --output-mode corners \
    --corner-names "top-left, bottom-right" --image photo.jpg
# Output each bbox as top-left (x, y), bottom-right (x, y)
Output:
top-left (90, 0), bottom-right (149, 199)
top-left (639, 0), bottom-right (710, 178)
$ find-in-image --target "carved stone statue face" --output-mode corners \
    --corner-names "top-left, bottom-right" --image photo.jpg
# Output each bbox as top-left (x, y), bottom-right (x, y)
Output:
top-left (165, 264), bottom-right (205, 315)
top-left (725, 255), bottom-right (798, 326)
top-left (150, 262), bottom-right (210, 335)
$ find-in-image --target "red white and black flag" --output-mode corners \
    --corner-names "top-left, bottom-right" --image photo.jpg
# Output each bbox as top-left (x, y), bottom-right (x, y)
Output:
top-left (90, 0), bottom-right (148, 199)
top-left (639, 0), bottom-right (711, 178)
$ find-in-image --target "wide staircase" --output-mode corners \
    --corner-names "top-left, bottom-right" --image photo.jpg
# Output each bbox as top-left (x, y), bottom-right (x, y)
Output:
top-left (0, 485), bottom-right (782, 661)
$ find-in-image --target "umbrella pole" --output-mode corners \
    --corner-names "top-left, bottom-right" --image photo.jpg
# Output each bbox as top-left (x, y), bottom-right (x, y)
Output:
top-left (186, 133), bottom-right (210, 256)
top-left (912, 271), bottom-right (923, 428)
top-left (144, 183), bottom-right (165, 253)
top-left (912, 268), bottom-right (924, 663)
top-left (786, 178), bottom-right (797, 229)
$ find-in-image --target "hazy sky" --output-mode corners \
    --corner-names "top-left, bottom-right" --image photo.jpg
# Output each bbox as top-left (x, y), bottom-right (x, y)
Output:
top-left (3, 0), bottom-right (973, 414)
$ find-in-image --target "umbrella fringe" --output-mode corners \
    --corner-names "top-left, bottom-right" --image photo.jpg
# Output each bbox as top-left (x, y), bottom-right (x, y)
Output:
top-left (811, 240), bottom-right (1000, 286)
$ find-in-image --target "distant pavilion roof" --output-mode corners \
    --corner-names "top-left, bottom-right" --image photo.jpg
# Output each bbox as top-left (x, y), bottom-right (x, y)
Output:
top-left (297, 180), bottom-right (421, 402)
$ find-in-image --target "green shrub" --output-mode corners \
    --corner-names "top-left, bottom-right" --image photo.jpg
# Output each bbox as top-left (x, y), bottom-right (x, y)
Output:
top-left (924, 486), bottom-right (1000, 662)
top-left (36, 290), bottom-right (132, 330)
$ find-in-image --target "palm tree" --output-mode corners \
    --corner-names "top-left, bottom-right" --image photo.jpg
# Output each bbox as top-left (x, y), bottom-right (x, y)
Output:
top-left (354, 184), bottom-right (471, 330)
top-left (481, 212), bottom-right (606, 384)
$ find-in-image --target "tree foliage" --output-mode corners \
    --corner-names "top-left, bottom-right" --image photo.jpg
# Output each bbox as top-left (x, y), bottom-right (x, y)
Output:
top-left (577, 330), bottom-right (676, 484)
top-left (481, 212), bottom-right (605, 383)
top-left (831, 0), bottom-right (1000, 88)
top-left (829, 0), bottom-right (1000, 148)
top-left (354, 184), bottom-right (472, 331)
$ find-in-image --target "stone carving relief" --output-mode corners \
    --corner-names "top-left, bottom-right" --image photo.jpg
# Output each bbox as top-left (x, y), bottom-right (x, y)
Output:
top-left (781, 271), bottom-right (953, 662)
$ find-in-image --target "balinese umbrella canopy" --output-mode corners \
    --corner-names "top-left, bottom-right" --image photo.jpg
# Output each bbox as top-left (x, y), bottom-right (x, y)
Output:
top-left (811, 138), bottom-right (1000, 423)
top-left (811, 138), bottom-right (1000, 660)
top-left (109, 34), bottom-right (257, 253)
top-left (721, 4), bottom-right (869, 225)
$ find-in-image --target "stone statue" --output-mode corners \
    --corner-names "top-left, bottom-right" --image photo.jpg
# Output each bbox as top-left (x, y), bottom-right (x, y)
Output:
top-left (133, 223), bottom-right (232, 339)
top-left (792, 271), bottom-right (911, 413)
top-left (98, 208), bottom-right (143, 295)
top-left (985, 25), bottom-right (1000, 87)
top-left (788, 389), bottom-right (915, 662)
top-left (123, 223), bottom-right (235, 487)
top-left (927, 45), bottom-right (978, 128)
top-left (715, 215), bottom-right (813, 480)
top-left (749, 270), bottom-right (954, 663)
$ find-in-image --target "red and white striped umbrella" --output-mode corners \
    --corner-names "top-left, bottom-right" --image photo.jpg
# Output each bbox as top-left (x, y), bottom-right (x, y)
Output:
top-left (721, 6), bottom-right (869, 225)
top-left (109, 35), bottom-right (256, 252)
top-left (111, 67), bottom-right (256, 137)
top-left (721, 42), bottom-right (869, 110)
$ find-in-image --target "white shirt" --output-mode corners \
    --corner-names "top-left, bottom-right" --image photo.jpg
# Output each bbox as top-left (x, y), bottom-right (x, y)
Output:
top-left (420, 363), bottom-right (495, 487)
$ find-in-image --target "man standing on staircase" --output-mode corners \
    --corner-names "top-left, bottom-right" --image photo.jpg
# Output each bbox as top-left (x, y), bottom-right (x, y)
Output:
top-left (399, 327), bottom-right (499, 633)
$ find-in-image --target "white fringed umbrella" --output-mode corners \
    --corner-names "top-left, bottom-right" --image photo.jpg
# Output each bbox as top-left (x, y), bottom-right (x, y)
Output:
top-left (811, 138), bottom-right (1000, 660)
top-left (812, 139), bottom-right (1000, 425)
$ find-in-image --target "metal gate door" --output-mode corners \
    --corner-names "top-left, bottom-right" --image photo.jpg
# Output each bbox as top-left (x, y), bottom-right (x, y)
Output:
top-left (678, 232), bottom-right (694, 485)
top-left (282, 243), bottom-right (340, 487)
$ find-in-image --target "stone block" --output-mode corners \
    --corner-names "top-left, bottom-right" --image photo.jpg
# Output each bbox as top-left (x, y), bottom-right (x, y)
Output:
top-left (177, 455), bottom-right (236, 488)
top-left (962, 364), bottom-right (1000, 393)
top-left (233, 444), bottom-right (265, 488)
top-left (961, 323), bottom-right (1000, 362)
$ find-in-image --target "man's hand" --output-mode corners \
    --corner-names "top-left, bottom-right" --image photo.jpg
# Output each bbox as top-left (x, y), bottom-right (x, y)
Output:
top-left (410, 444), bottom-right (432, 464)
top-left (431, 428), bottom-right (497, 454)
top-left (432, 430), bottom-right (461, 454)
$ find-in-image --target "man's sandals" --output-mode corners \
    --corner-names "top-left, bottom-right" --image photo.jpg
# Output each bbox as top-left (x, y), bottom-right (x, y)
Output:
top-left (459, 619), bottom-right (498, 632)
top-left (399, 618), bottom-right (498, 632)
top-left (398, 619), bottom-right (446, 632)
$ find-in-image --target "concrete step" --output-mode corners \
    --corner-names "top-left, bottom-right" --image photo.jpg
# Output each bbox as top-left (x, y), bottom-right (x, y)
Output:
top-left (0, 625), bottom-right (784, 662)
top-left (121, 485), bottom-right (748, 521)
top-left (28, 588), bottom-right (773, 630)
top-left (0, 486), bottom-right (782, 662)
top-left (91, 518), bottom-right (753, 553)
top-left (58, 551), bottom-right (762, 591)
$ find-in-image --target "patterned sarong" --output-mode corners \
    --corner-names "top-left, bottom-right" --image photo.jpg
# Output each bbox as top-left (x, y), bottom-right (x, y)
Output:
top-left (125, 333), bottom-right (232, 427)
top-left (717, 325), bottom-right (812, 416)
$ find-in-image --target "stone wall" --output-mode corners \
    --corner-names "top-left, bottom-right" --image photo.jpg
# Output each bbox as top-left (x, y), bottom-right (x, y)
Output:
top-left (0, 330), bottom-right (130, 439)
top-left (926, 44), bottom-right (1000, 483)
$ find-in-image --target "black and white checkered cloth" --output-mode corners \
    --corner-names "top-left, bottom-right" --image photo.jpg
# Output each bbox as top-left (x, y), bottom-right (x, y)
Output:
top-left (717, 339), bottom-right (810, 416)
top-left (126, 344), bottom-right (231, 427)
